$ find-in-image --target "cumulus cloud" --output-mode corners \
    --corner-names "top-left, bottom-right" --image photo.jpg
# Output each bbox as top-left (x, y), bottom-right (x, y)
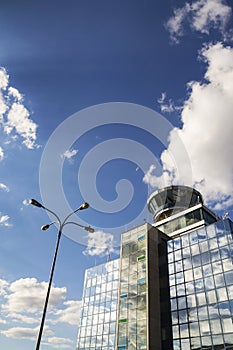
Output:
top-left (166, 0), bottom-right (232, 43)
top-left (0, 182), bottom-right (9, 192)
top-left (4, 103), bottom-right (38, 149)
top-left (0, 67), bottom-right (8, 89)
top-left (157, 92), bottom-right (182, 113)
top-left (3, 278), bottom-right (66, 315)
top-left (143, 164), bottom-right (173, 189)
top-left (0, 277), bottom-right (80, 348)
top-left (8, 87), bottom-right (23, 102)
top-left (53, 300), bottom-right (82, 326)
top-left (9, 312), bottom-right (38, 325)
top-left (144, 42), bottom-right (233, 210)
top-left (62, 148), bottom-right (78, 160)
top-left (0, 278), bottom-right (9, 296)
top-left (83, 230), bottom-right (116, 256)
top-left (47, 336), bottom-right (73, 348)
top-left (22, 199), bottom-right (30, 206)
top-left (0, 215), bottom-right (11, 227)
top-left (1, 325), bottom-right (52, 341)
top-left (0, 146), bottom-right (4, 161)
top-left (0, 92), bottom-right (7, 118)
top-left (1, 325), bottom-right (73, 349)
top-left (20, 199), bottom-right (31, 211)
top-left (0, 67), bottom-right (38, 149)
top-left (166, 3), bottom-right (191, 43)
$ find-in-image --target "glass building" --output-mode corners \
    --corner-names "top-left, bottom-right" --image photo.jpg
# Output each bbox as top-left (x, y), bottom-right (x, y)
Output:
top-left (168, 219), bottom-right (233, 349)
top-left (76, 259), bottom-right (119, 349)
top-left (76, 186), bottom-right (233, 350)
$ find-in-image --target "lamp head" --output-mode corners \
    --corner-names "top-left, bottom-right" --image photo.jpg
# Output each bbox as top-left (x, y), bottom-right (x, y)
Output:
top-left (29, 199), bottom-right (44, 208)
top-left (41, 224), bottom-right (50, 231)
top-left (85, 226), bottom-right (95, 233)
top-left (79, 202), bottom-right (89, 210)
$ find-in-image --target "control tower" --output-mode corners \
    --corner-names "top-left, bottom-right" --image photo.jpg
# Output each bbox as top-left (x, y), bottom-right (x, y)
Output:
top-left (147, 185), bottom-right (219, 238)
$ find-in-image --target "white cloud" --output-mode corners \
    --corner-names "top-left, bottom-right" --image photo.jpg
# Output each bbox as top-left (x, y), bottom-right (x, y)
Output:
top-left (0, 67), bottom-right (9, 89)
top-left (62, 149), bottom-right (78, 160)
top-left (0, 278), bottom-right (9, 296)
top-left (143, 164), bottom-right (173, 189)
top-left (22, 199), bottom-right (30, 206)
top-left (0, 146), bottom-right (4, 161)
top-left (47, 336), bottom-right (73, 348)
top-left (0, 277), bottom-right (80, 348)
top-left (166, 0), bottom-right (232, 43)
top-left (157, 92), bottom-right (181, 113)
top-left (8, 87), bottom-right (23, 102)
top-left (53, 300), bottom-right (82, 326)
top-left (20, 199), bottom-right (31, 211)
top-left (3, 278), bottom-right (66, 315)
top-left (0, 92), bottom-right (8, 118)
top-left (1, 326), bottom-right (37, 340)
top-left (166, 4), bottom-right (191, 44)
top-left (0, 277), bottom-right (81, 326)
top-left (0, 215), bottom-right (11, 227)
top-left (83, 230), bottom-right (116, 256)
top-left (144, 42), bottom-right (233, 210)
top-left (191, 0), bottom-right (231, 35)
top-left (0, 183), bottom-right (9, 192)
top-left (1, 325), bottom-right (52, 341)
top-left (4, 103), bottom-right (38, 149)
top-left (1, 323), bottom-right (74, 348)
top-left (10, 312), bottom-right (38, 325)
top-left (0, 67), bottom-right (38, 149)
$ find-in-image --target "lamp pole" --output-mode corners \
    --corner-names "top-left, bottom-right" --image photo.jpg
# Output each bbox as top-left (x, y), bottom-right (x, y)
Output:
top-left (29, 199), bottom-right (93, 350)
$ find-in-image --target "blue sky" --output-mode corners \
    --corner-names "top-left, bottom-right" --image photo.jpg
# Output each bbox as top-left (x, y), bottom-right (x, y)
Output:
top-left (0, 0), bottom-right (233, 349)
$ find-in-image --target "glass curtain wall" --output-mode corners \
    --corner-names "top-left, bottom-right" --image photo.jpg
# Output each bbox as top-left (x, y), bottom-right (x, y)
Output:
top-left (116, 224), bottom-right (148, 350)
top-left (168, 219), bottom-right (233, 350)
top-left (76, 259), bottom-right (119, 350)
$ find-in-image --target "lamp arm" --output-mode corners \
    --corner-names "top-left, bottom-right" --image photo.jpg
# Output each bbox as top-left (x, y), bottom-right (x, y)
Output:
top-left (61, 207), bottom-right (82, 228)
top-left (63, 221), bottom-right (94, 233)
top-left (63, 221), bottom-right (85, 229)
top-left (42, 207), bottom-right (62, 228)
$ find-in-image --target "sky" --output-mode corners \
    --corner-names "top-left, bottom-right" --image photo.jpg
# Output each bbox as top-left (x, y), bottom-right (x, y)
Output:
top-left (0, 0), bottom-right (233, 349)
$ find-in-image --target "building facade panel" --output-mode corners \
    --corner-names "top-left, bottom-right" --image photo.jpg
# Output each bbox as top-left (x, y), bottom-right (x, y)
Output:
top-left (116, 224), bottom-right (148, 350)
top-left (76, 259), bottom-right (119, 350)
top-left (168, 219), bottom-right (233, 349)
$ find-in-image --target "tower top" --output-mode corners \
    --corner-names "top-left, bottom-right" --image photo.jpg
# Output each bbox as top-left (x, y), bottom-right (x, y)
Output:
top-left (147, 185), bottom-right (203, 223)
top-left (147, 185), bottom-right (219, 237)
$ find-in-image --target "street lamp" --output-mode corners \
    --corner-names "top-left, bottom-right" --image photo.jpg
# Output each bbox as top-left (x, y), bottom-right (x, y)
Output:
top-left (41, 221), bottom-right (94, 233)
top-left (29, 199), bottom-right (93, 350)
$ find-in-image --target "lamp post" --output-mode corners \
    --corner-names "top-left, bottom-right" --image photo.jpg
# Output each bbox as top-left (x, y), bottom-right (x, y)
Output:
top-left (29, 199), bottom-right (93, 350)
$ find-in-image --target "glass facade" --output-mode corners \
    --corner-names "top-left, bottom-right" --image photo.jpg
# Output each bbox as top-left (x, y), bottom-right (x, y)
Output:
top-left (76, 259), bottom-right (119, 350)
top-left (157, 208), bottom-right (202, 235)
top-left (147, 186), bottom-right (203, 223)
top-left (168, 219), bottom-right (233, 349)
top-left (116, 224), bottom-right (148, 350)
top-left (76, 189), bottom-right (233, 350)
